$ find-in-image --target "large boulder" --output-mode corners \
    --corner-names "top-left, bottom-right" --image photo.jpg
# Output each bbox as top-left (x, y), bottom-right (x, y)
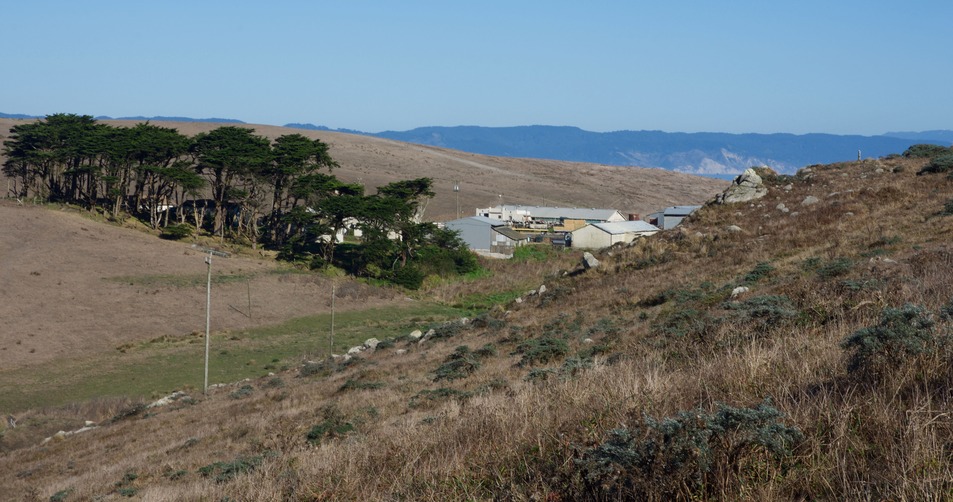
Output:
top-left (714, 168), bottom-right (768, 204)
top-left (582, 252), bottom-right (600, 270)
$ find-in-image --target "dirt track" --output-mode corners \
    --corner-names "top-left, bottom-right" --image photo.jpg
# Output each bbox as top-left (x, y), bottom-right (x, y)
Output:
top-left (0, 201), bottom-right (399, 371)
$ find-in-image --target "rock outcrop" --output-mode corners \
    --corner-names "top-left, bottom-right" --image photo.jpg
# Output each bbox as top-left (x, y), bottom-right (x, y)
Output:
top-left (713, 168), bottom-right (768, 204)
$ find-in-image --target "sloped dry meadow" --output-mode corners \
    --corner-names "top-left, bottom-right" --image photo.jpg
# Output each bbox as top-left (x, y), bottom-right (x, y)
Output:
top-left (2, 141), bottom-right (953, 499)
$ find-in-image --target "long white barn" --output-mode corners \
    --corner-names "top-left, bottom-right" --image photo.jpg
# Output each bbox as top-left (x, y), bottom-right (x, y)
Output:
top-left (475, 204), bottom-right (625, 229)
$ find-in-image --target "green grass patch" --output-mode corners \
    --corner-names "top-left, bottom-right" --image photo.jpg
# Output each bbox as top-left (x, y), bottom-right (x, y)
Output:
top-left (0, 303), bottom-right (466, 413)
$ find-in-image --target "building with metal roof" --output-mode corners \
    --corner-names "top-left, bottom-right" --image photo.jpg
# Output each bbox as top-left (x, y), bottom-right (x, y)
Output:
top-left (475, 204), bottom-right (625, 229)
top-left (570, 220), bottom-right (660, 249)
top-left (646, 205), bottom-right (702, 230)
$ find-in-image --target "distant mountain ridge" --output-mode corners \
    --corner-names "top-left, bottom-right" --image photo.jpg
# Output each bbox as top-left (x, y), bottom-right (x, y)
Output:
top-left (369, 126), bottom-right (952, 175)
top-left (2, 113), bottom-right (949, 175)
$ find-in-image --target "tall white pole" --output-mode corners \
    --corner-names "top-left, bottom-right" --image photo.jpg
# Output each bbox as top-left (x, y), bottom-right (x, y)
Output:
top-left (330, 282), bottom-right (335, 355)
top-left (204, 251), bottom-right (212, 395)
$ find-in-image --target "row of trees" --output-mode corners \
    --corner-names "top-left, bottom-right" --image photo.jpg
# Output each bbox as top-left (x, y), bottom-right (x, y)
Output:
top-left (2, 114), bottom-right (476, 287)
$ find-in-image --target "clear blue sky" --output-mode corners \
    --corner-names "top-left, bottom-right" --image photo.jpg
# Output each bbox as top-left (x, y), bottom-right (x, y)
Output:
top-left (4, 1), bottom-right (951, 135)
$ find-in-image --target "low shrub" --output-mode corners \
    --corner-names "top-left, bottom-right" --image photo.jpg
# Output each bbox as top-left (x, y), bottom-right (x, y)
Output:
top-left (433, 346), bottom-right (482, 382)
top-left (918, 153), bottom-right (953, 175)
top-left (306, 407), bottom-right (355, 445)
top-left (514, 337), bottom-right (570, 367)
top-left (841, 304), bottom-right (938, 379)
top-left (198, 455), bottom-right (263, 483)
top-left (903, 143), bottom-right (950, 159)
top-left (942, 199), bottom-right (953, 216)
top-left (159, 223), bottom-right (193, 240)
top-left (744, 261), bottom-right (775, 283)
top-left (229, 385), bottom-right (254, 399)
top-left (576, 400), bottom-right (803, 500)
top-left (816, 257), bottom-right (853, 279)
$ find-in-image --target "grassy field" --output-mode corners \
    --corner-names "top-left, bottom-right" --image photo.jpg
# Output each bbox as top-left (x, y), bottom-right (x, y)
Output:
top-left (0, 303), bottom-right (465, 412)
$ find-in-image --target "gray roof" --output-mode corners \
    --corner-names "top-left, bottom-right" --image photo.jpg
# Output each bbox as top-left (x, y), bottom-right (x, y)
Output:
top-left (445, 216), bottom-right (505, 227)
top-left (662, 205), bottom-right (702, 216)
top-left (493, 226), bottom-right (530, 241)
top-left (590, 220), bottom-right (660, 235)
top-left (501, 205), bottom-right (622, 221)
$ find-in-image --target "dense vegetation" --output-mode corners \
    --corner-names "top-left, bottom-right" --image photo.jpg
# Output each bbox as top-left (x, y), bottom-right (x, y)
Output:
top-left (1, 114), bottom-right (476, 286)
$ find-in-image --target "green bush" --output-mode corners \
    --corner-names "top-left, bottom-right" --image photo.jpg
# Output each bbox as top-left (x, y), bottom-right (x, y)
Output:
top-left (433, 346), bottom-right (482, 382)
top-left (918, 153), bottom-right (953, 175)
top-left (390, 265), bottom-right (424, 290)
top-left (903, 143), bottom-right (950, 159)
top-left (409, 387), bottom-right (473, 408)
top-left (514, 337), bottom-right (570, 366)
top-left (841, 304), bottom-right (938, 378)
top-left (306, 407), bottom-right (355, 445)
top-left (744, 261), bottom-right (775, 283)
top-left (723, 295), bottom-right (799, 326)
top-left (816, 257), bottom-right (853, 279)
top-left (576, 400), bottom-right (802, 500)
top-left (159, 223), bottom-right (194, 240)
top-left (198, 455), bottom-right (263, 483)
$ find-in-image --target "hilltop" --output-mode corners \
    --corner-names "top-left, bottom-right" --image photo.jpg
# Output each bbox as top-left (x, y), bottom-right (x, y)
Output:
top-left (0, 117), bottom-right (727, 221)
top-left (1, 148), bottom-right (952, 499)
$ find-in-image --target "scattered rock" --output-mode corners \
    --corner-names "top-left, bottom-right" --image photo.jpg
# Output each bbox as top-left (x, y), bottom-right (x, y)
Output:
top-left (347, 345), bottom-right (365, 356)
top-left (776, 203), bottom-right (789, 213)
top-left (458, 317), bottom-right (470, 325)
top-left (515, 297), bottom-right (523, 304)
top-left (713, 168), bottom-right (768, 204)
top-left (538, 284), bottom-right (547, 295)
top-left (363, 338), bottom-right (380, 350)
top-left (418, 329), bottom-right (436, 344)
top-left (801, 195), bottom-right (820, 206)
top-left (783, 184), bottom-right (793, 191)
top-left (726, 225), bottom-right (742, 233)
top-left (148, 391), bottom-right (188, 409)
top-left (408, 329), bottom-right (423, 341)
top-left (583, 338), bottom-right (594, 344)
top-left (395, 349), bottom-right (407, 355)
top-left (731, 286), bottom-right (750, 298)
top-left (582, 252), bottom-right (600, 270)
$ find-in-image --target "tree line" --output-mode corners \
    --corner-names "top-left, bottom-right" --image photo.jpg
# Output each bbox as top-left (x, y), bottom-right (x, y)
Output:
top-left (2, 114), bottom-right (476, 288)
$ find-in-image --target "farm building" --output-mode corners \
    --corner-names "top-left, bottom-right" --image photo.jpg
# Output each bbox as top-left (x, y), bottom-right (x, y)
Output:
top-left (570, 220), bottom-right (660, 249)
top-left (475, 205), bottom-right (625, 229)
top-left (646, 205), bottom-right (701, 230)
top-left (444, 216), bottom-right (530, 255)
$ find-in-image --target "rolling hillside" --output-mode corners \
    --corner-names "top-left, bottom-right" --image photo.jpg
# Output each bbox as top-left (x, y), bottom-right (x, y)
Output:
top-left (1, 148), bottom-right (952, 499)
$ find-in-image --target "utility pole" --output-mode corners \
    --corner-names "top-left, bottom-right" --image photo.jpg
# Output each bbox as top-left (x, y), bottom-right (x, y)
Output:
top-left (329, 282), bottom-right (336, 355)
top-left (453, 181), bottom-right (460, 219)
top-left (204, 251), bottom-right (212, 395)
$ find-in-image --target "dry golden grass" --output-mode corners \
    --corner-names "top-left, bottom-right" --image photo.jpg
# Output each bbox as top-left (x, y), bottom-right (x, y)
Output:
top-left (2, 155), bottom-right (953, 500)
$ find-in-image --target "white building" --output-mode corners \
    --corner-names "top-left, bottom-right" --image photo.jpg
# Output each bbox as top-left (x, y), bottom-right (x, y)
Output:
top-left (475, 204), bottom-right (625, 229)
top-left (570, 220), bottom-right (660, 249)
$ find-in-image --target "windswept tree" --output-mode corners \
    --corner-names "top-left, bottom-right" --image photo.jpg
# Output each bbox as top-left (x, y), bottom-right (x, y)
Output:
top-left (266, 133), bottom-right (338, 244)
top-left (190, 126), bottom-right (271, 237)
top-left (2, 113), bottom-right (101, 203)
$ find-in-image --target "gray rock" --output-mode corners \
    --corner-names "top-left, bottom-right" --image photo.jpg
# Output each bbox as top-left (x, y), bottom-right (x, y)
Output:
top-left (515, 297), bottom-right (523, 304)
top-left (363, 338), bottom-right (380, 350)
top-left (731, 286), bottom-right (750, 298)
top-left (776, 203), bottom-right (789, 213)
top-left (395, 349), bottom-right (407, 355)
top-left (783, 184), bottom-right (793, 191)
top-left (801, 195), bottom-right (820, 206)
top-left (726, 225), bottom-right (742, 233)
top-left (408, 329), bottom-right (423, 340)
top-left (538, 284), bottom-right (547, 294)
top-left (582, 252), bottom-right (600, 269)
top-left (347, 345), bottom-right (365, 355)
top-left (714, 168), bottom-right (768, 204)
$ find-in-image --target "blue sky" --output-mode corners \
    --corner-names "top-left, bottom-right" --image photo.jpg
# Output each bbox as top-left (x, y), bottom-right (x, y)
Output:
top-left (4, 1), bottom-right (951, 135)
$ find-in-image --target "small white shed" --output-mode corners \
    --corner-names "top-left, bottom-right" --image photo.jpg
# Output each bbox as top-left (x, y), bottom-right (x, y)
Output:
top-left (571, 220), bottom-right (660, 249)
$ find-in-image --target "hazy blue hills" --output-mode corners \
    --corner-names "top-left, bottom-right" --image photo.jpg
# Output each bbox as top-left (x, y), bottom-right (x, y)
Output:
top-left (370, 125), bottom-right (950, 175)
